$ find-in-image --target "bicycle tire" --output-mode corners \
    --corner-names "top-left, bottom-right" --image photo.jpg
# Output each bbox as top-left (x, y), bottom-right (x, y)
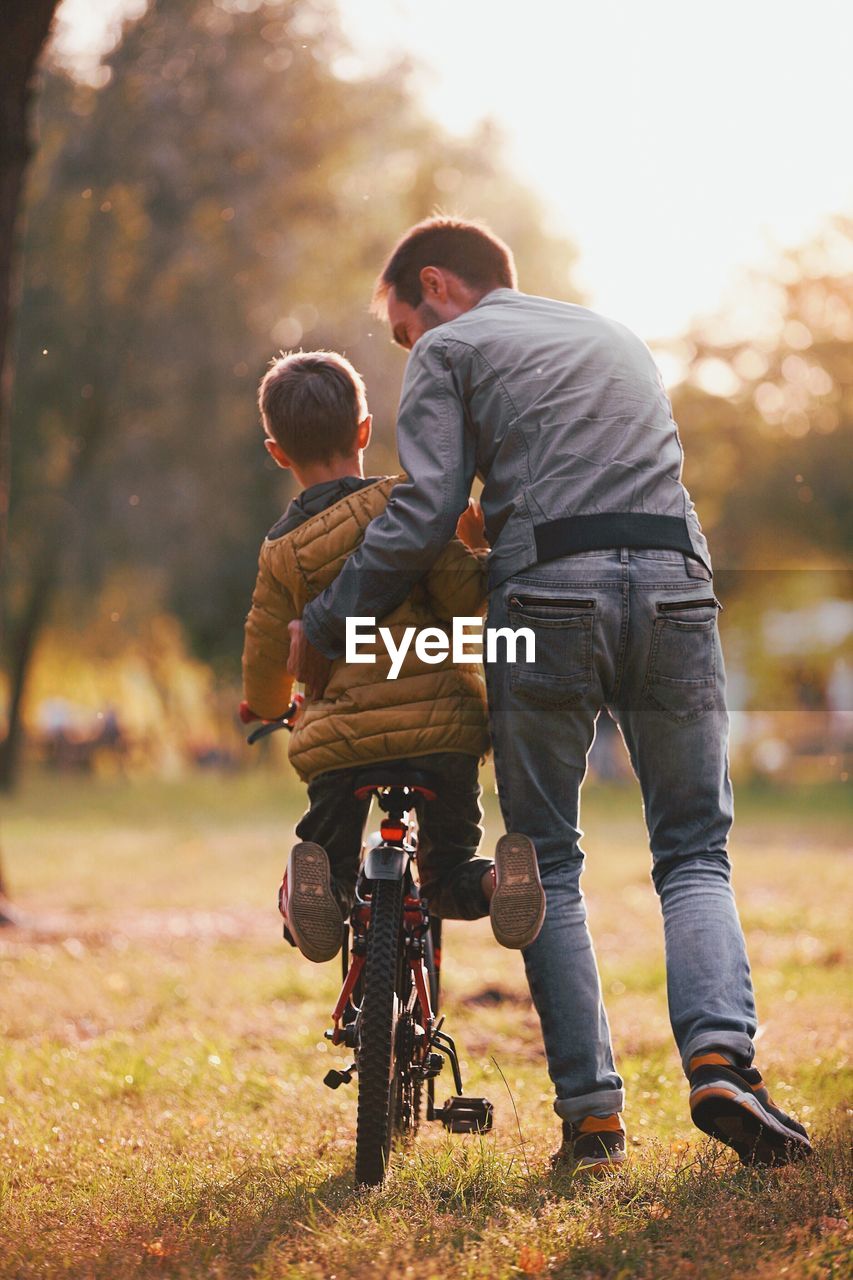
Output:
top-left (392, 1009), bottom-right (414, 1136)
top-left (410, 923), bottom-right (439, 1131)
top-left (355, 876), bottom-right (404, 1185)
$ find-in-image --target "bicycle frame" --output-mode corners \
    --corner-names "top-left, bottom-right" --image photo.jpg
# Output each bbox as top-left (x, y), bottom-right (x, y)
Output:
top-left (326, 804), bottom-right (434, 1047)
top-left (321, 785), bottom-right (491, 1136)
top-left (243, 711), bottom-right (494, 1162)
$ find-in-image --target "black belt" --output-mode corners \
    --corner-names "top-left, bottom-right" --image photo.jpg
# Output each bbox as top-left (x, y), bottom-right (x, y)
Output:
top-left (534, 512), bottom-right (702, 565)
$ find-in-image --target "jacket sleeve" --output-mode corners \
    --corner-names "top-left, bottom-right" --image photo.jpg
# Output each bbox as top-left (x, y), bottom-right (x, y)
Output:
top-left (423, 538), bottom-right (488, 621)
top-left (302, 333), bottom-right (476, 658)
top-left (242, 546), bottom-right (298, 720)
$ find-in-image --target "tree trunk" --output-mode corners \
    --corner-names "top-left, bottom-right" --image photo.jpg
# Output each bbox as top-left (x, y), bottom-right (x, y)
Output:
top-left (0, 1), bottom-right (62, 921)
top-left (0, 543), bottom-right (55, 792)
top-left (1, 374), bottom-right (108, 794)
top-left (0, 1), bottom-right (60, 588)
top-left (0, 850), bottom-right (17, 922)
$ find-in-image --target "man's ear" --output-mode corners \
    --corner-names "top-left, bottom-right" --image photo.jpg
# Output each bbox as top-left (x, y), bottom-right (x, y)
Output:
top-left (264, 436), bottom-right (292, 470)
top-left (356, 414), bottom-right (372, 451)
top-left (419, 265), bottom-right (449, 302)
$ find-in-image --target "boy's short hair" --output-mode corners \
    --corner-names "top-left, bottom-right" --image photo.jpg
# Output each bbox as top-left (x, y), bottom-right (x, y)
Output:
top-left (372, 216), bottom-right (517, 317)
top-left (258, 350), bottom-right (367, 465)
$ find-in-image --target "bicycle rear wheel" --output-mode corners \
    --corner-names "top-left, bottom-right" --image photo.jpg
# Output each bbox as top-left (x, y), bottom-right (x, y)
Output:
top-left (355, 876), bottom-right (404, 1186)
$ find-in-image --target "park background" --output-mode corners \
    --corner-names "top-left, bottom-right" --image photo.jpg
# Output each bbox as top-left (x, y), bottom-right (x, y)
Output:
top-left (0, 2), bottom-right (850, 1277)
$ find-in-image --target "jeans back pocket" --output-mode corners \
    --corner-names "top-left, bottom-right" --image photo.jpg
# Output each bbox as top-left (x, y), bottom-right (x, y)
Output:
top-left (507, 595), bottom-right (595, 708)
top-left (643, 597), bottom-right (721, 723)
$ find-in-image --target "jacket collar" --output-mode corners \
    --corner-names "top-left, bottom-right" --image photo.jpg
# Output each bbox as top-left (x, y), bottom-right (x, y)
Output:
top-left (471, 287), bottom-right (518, 311)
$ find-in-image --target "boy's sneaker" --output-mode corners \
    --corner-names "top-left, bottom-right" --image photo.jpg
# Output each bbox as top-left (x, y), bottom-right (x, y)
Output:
top-left (278, 842), bottom-right (343, 963)
top-left (551, 1114), bottom-right (627, 1175)
top-left (688, 1051), bottom-right (813, 1166)
top-left (490, 833), bottom-right (546, 949)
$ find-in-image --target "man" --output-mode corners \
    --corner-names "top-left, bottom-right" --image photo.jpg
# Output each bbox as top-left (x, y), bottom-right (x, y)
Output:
top-left (291, 216), bottom-right (812, 1172)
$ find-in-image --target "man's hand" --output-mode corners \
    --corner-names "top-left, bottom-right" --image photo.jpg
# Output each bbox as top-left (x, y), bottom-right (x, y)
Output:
top-left (287, 619), bottom-right (332, 700)
top-left (456, 499), bottom-right (489, 551)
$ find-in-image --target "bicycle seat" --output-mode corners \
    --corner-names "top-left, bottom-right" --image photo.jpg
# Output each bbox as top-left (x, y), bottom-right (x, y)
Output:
top-left (352, 765), bottom-right (440, 802)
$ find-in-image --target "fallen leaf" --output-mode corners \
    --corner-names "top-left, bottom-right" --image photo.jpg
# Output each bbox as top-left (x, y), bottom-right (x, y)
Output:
top-left (142, 1240), bottom-right (170, 1258)
top-left (518, 1244), bottom-right (546, 1274)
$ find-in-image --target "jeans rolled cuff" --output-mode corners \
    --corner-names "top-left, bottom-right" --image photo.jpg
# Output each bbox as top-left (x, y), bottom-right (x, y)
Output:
top-left (553, 1087), bottom-right (625, 1124)
top-left (680, 1030), bottom-right (755, 1077)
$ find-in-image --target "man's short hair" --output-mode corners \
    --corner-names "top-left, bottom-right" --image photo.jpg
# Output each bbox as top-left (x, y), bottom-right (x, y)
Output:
top-left (258, 350), bottom-right (367, 465)
top-left (372, 216), bottom-right (517, 316)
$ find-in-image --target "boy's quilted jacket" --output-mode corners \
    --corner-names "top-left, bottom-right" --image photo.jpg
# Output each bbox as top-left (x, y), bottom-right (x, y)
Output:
top-left (242, 475), bottom-right (489, 781)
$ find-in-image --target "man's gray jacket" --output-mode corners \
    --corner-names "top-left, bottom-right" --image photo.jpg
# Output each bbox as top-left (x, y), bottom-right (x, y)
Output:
top-left (303, 287), bottom-right (711, 658)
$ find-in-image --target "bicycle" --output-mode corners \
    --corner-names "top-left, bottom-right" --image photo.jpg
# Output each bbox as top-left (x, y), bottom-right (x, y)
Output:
top-left (243, 701), bottom-right (494, 1186)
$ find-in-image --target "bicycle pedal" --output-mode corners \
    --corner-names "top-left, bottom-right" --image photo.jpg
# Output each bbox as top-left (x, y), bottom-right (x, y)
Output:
top-left (435, 1095), bottom-right (494, 1133)
top-left (323, 1063), bottom-right (356, 1090)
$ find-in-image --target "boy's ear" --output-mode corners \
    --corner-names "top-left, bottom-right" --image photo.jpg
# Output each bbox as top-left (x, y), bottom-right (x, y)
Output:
top-left (356, 414), bottom-right (372, 451)
top-left (264, 437), bottom-right (292, 470)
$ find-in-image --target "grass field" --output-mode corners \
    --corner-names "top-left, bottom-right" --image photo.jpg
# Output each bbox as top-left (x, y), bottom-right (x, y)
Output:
top-left (0, 771), bottom-right (850, 1279)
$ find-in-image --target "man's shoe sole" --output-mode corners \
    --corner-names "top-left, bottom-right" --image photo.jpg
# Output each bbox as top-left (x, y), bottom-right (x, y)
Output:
top-left (691, 1083), bottom-right (813, 1166)
top-left (287, 842), bottom-right (343, 963)
top-left (490, 833), bottom-right (545, 949)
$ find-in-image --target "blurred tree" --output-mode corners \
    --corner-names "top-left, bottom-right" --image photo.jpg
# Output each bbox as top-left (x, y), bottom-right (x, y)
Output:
top-left (0, 0), bottom-right (60, 575)
top-left (0, 0), bottom-right (62, 919)
top-left (2, 0), bottom-right (580, 790)
top-left (673, 216), bottom-right (852, 567)
top-left (670, 218), bottom-right (852, 716)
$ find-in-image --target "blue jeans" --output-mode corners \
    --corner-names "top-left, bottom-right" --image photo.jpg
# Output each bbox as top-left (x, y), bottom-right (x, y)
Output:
top-left (484, 548), bottom-right (757, 1123)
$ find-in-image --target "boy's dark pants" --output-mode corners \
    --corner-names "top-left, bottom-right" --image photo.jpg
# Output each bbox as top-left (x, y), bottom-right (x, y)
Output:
top-left (295, 752), bottom-right (492, 919)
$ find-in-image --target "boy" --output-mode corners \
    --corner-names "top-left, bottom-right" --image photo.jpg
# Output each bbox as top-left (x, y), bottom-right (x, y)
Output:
top-left (242, 350), bottom-right (545, 961)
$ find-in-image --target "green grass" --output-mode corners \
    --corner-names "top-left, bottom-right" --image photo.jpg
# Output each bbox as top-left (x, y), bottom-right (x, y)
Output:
top-left (0, 772), bottom-right (850, 1278)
